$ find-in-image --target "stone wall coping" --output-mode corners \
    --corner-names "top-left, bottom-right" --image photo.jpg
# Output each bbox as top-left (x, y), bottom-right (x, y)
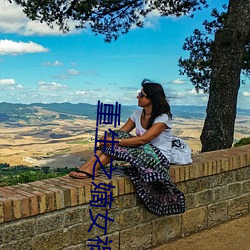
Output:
top-left (0, 145), bottom-right (249, 224)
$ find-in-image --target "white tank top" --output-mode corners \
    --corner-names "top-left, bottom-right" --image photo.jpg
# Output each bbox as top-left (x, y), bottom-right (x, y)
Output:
top-left (130, 109), bottom-right (172, 161)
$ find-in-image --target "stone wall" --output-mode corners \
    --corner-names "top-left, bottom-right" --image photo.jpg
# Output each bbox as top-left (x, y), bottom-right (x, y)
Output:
top-left (0, 145), bottom-right (249, 250)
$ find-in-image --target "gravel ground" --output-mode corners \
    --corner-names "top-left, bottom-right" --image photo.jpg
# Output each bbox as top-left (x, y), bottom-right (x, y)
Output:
top-left (151, 213), bottom-right (250, 250)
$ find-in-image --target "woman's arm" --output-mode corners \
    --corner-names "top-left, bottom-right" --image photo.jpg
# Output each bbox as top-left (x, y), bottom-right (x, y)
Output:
top-left (102, 122), bottom-right (168, 147)
top-left (119, 122), bottom-right (167, 147)
top-left (118, 118), bottom-right (135, 133)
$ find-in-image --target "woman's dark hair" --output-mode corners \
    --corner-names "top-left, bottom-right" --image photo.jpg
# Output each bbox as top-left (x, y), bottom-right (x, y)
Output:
top-left (141, 79), bottom-right (172, 129)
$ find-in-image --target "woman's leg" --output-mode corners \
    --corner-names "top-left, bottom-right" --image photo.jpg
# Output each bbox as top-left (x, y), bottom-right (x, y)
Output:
top-left (69, 150), bottom-right (112, 178)
top-left (79, 150), bottom-right (103, 169)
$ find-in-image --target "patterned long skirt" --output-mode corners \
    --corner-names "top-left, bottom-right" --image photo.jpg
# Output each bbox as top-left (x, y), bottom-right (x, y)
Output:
top-left (98, 130), bottom-right (185, 216)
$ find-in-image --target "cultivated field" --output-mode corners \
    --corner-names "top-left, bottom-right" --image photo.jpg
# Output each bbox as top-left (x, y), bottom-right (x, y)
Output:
top-left (0, 115), bottom-right (249, 167)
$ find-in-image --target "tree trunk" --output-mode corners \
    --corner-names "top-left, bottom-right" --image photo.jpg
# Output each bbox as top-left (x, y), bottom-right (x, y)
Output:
top-left (200, 0), bottom-right (250, 152)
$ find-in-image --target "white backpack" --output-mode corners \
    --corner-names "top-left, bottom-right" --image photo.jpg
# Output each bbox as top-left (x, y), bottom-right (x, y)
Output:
top-left (170, 136), bottom-right (193, 165)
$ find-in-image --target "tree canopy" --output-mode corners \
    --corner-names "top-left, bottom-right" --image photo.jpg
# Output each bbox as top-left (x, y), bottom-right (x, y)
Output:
top-left (179, 5), bottom-right (250, 92)
top-left (8, 0), bottom-right (208, 41)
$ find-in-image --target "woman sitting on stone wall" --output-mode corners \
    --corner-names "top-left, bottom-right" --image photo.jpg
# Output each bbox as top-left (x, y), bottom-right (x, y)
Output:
top-left (69, 79), bottom-right (185, 216)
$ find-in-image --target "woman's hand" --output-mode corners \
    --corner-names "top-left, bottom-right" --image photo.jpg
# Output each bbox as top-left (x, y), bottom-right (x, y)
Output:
top-left (99, 136), bottom-right (119, 146)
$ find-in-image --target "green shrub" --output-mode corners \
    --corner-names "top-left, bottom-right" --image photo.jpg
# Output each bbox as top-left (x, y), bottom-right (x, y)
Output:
top-left (234, 137), bottom-right (250, 147)
top-left (0, 165), bottom-right (77, 187)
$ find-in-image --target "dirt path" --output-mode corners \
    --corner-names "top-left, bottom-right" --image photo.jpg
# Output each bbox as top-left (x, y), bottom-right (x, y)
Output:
top-left (151, 213), bottom-right (250, 250)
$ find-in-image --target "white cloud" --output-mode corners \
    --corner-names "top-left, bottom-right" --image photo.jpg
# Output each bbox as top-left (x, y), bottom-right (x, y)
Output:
top-left (0, 78), bottom-right (16, 85)
top-left (0, 39), bottom-right (48, 55)
top-left (17, 84), bottom-right (24, 89)
top-left (38, 81), bottom-right (68, 91)
top-left (75, 91), bottom-right (86, 95)
top-left (189, 89), bottom-right (197, 94)
top-left (43, 60), bottom-right (63, 66)
top-left (175, 91), bottom-right (186, 97)
top-left (167, 87), bottom-right (209, 106)
top-left (144, 9), bottom-right (161, 29)
top-left (0, 0), bottom-right (83, 36)
top-left (243, 91), bottom-right (250, 97)
top-left (68, 69), bottom-right (80, 76)
top-left (172, 79), bottom-right (185, 85)
top-left (0, 78), bottom-right (25, 91)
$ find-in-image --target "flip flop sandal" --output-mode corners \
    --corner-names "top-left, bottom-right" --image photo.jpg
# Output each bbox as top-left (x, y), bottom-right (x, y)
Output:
top-left (69, 169), bottom-right (100, 179)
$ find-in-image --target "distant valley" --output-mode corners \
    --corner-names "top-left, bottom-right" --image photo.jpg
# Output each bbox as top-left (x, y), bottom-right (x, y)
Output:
top-left (0, 102), bottom-right (249, 167)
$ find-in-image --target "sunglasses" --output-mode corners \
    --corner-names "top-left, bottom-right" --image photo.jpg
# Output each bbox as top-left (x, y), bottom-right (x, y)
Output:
top-left (138, 92), bottom-right (146, 98)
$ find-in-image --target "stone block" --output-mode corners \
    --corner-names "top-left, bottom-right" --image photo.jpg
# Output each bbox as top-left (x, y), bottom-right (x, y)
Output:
top-left (67, 222), bottom-right (95, 245)
top-left (241, 179), bottom-right (250, 194)
top-left (209, 171), bottom-right (235, 188)
top-left (90, 208), bottom-right (116, 236)
top-left (170, 166), bottom-right (179, 183)
top-left (123, 177), bottom-right (131, 194)
top-left (228, 194), bottom-right (249, 219)
top-left (61, 185), bottom-right (78, 207)
top-left (2, 198), bottom-right (12, 222)
top-left (181, 206), bottom-right (207, 236)
top-left (198, 163), bottom-right (205, 177)
top-left (64, 206), bottom-right (89, 227)
top-left (207, 161), bottom-right (213, 175)
top-left (120, 222), bottom-right (152, 250)
top-left (235, 168), bottom-right (246, 181)
top-left (239, 154), bottom-right (248, 168)
top-left (0, 200), bottom-right (4, 223)
top-left (110, 194), bottom-right (136, 211)
top-left (86, 232), bottom-right (119, 250)
top-left (30, 194), bottom-right (39, 216)
top-left (36, 212), bottom-right (64, 234)
top-left (152, 214), bottom-right (181, 246)
top-left (175, 182), bottom-right (187, 194)
top-left (212, 160), bottom-right (218, 174)
top-left (33, 191), bottom-right (47, 214)
top-left (228, 183), bottom-right (241, 198)
top-left (62, 244), bottom-right (86, 250)
top-left (220, 159), bottom-right (229, 172)
top-left (216, 171), bottom-right (235, 186)
top-left (185, 178), bottom-right (209, 193)
top-left (135, 195), bottom-right (144, 206)
top-left (179, 166), bottom-right (185, 181)
top-left (185, 193), bottom-right (196, 210)
top-left (12, 197), bottom-right (22, 220)
top-left (115, 177), bottom-right (125, 196)
top-left (44, 190), bottom-right (56, 212)
top-left (111, 179), bottom-right (119, 197)
top-left (2, 218), bottom-right (36, 243)
top-left (245, 166), bottom-right (250, 179)
top-left (247, 153), bottom-right (250, 166)
top-left (113, 206), bottom-right (150, 232)
top-left (53, 186), bottom-right (70, 208)
top-left (0, 238), bottom-right (32, 250)
top-left (208, 201), bottom-right (227, 227)
top-left (48, 187), bottom-right (65, 210)
top-left (32, 228), bottom-right (70, 250)
top-left (0, 228), bottom-right (2, 244)
top-left (83, 184), bottom-right (92, 203)
top-left (194, 189), bottom-right (214, 207)
top-left (213, 185), bottom-right (228, 201)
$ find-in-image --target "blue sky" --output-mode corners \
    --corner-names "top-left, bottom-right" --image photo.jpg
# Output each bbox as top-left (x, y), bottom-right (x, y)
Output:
top-left (0, 0), bottom-right (249, 108)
